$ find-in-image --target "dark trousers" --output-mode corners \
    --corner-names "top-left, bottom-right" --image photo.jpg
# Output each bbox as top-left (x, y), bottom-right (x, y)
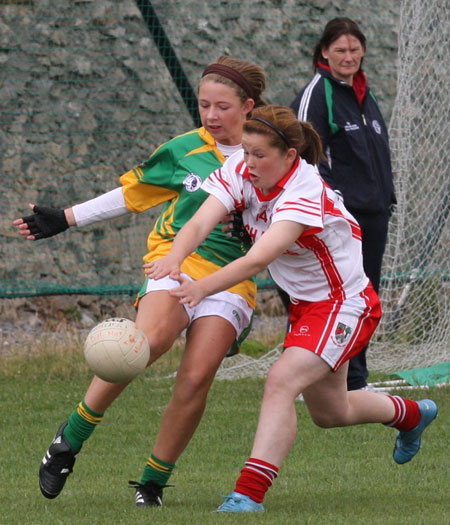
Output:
top-left (346, 209), bottom-right (389, 390)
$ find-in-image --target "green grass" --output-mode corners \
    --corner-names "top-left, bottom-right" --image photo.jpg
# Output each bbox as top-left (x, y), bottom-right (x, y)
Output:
top-left (0, 345), bottom-right (449, 525)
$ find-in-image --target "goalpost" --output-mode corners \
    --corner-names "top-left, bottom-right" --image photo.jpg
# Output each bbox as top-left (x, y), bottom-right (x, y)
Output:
top-left (219, 0), bottom-right (450, 379)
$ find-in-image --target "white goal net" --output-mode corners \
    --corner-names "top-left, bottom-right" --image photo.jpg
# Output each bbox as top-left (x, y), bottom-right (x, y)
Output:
top-left (219, 0), bottom-right (450, 379)
top-left (370, 0), bottom-right (450, 372)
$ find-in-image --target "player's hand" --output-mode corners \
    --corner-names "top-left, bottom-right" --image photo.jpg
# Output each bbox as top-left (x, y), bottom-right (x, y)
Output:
top-left (13, 203), bottom-right (69, 240)
top-left (143, 254), bottom-right (182, 280)
top-left (221, 212), bottom-right (252, 244)
top-left (168, 274), bottom-right (207, 307)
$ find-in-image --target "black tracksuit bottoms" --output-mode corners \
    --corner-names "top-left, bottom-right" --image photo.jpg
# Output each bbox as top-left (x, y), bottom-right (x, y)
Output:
top-left (346, 209), bottom-right (390, 390)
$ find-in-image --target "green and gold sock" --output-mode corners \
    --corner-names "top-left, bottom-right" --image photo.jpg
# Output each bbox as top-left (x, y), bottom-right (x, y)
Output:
top-left (140, 454), bottom-right (175, 486)
top-left (62, 400), bottom-right (104, 453)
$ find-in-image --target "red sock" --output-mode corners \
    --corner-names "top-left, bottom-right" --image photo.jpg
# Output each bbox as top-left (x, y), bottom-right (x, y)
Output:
top-left (385, 395), bottom-right (421, 431)
top-left (234, 457), bottom-right (279, 503)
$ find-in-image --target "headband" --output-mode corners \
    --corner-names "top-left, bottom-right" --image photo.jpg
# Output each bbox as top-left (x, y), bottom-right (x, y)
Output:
top-left (249, 117), bottom-right (291, 148)
top-left (202, 63), bottom-right (256, 100)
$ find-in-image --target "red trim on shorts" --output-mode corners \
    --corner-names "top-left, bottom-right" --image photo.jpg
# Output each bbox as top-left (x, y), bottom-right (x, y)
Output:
top-left (334, 287), bottom-right (373, 369)
top-left (315, 299), bottom-right (342, 358)
top-left (283, 283), bottom-right (381, 371)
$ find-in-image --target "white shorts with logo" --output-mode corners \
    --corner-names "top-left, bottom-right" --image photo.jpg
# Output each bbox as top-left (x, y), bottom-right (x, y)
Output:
top-left (142, 273), bottom-right (253, 338)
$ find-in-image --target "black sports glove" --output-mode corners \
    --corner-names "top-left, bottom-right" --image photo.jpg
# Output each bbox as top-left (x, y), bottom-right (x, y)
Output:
top-left (22, 205), bottom-right (69, 240)
top-left (230, 212), bottom-right (252, 244)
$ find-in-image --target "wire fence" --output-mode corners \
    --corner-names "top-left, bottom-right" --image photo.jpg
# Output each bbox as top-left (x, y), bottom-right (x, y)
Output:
top-left (1, 0), bottom-right (400, 298)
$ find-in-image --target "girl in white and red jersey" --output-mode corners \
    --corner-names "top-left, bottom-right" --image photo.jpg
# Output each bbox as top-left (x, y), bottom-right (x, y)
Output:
top-left (146, 105), bottom-right (437, 513)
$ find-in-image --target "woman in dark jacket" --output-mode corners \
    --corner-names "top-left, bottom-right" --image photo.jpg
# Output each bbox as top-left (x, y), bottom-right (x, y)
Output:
top-left (291, 17), bottom-right (396, 390)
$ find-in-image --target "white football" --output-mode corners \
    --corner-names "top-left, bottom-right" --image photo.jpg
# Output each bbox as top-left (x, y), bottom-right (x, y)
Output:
top-left (84, 318), bottom-right (150, 383)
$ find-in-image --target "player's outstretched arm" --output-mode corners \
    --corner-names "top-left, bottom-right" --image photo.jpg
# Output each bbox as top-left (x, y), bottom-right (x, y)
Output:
top-left (144, 194), bottom-right (228, 280)
top-left (13, 187), bottom-right (129, 241)
top-left (169, 220), bottom-right (305, 307)
top-left (13, 203), bottom-right (75, 241)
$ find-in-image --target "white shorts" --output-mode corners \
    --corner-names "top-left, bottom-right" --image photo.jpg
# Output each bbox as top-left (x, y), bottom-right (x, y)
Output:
top-left (143, 274), bottom-right (253, 338)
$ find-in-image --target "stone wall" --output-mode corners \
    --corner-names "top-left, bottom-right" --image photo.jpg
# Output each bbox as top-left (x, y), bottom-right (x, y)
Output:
top-left (0, 0), bottom-right (400, 299)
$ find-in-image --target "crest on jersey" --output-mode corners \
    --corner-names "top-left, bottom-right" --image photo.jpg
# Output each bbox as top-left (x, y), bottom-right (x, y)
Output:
top-left (183, 173), bottom-right (203, 192)
top-left (333, 322), bottom-right (352, 346)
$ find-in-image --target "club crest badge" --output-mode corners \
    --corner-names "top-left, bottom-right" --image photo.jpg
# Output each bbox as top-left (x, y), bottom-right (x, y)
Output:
top-left (183, 173), bottom-right (203, 192)
top-left (333, 322), bottom-right (352, 346)
top-left (372, 119), bottom-right (382, 134)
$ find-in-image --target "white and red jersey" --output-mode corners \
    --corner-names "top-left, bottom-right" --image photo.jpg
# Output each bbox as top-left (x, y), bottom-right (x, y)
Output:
top-left (202, 151), bottom-right (369, 302)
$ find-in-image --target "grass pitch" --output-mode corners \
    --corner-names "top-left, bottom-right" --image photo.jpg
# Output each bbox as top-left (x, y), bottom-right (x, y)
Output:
top-left (0, 340), bottom-right (448, 524)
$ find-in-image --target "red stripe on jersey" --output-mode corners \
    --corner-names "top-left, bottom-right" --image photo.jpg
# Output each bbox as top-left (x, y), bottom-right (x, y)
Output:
top-left (324, 195), bottom-right (362, 240)
top-left (297, 235), bottom-right (346, 301)
top-left (276, 199), bottom-right (322, 217)
top-left (253, 183), bottom-right (284, 202)
top-left (301, 226), bottom-right (323, 237)
top-left (283, 198), bottom-right (321, 210)
top-left (236, 160), bottom-right (246, 175)
top-left (349, 220), bottom-right (362, 240)
top-left (209, 168), bottom-right (244, 210)
top-left (285, 197), bottom-right (321, 211)
top-left (275, 157), bottom-right (300, 188)
top-left (276, 204), bottom-right (322, 217)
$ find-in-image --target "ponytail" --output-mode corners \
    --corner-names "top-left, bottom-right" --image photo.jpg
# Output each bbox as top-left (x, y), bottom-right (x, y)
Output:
top-left (244, 105), bottom-right (324, 165)
top-left (294, 120), bottom-right (324, 165)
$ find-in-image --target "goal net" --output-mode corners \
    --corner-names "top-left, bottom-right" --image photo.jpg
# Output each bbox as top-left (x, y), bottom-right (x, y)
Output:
top-left (369, 0), bottom-right (449, 372)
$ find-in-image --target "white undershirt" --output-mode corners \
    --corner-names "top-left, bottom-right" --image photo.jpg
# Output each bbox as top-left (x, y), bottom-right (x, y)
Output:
top-left (72, 187), bottom-right (128, 227)
top-left (216, 142), bottom-right (242, 159)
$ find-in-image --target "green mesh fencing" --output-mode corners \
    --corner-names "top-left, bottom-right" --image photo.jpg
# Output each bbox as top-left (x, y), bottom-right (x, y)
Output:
top-left (1, 0), bottom-right (400, 298)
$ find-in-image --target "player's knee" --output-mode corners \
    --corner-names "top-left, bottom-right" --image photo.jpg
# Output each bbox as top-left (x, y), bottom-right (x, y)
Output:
top-left (138, 322), bottom-right (174, 356)
top-left (309, 408), bottom-right (347, 428)
top-left (263, 366), bottom-right (292, 399)
top-left (310, 414), bottom-right (335, 428)
top-left (174, 368), bottom-right (213, 401)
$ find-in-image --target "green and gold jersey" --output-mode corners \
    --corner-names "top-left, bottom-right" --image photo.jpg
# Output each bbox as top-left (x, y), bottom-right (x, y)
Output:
top-left (120, 127), bottom-right (256, 308)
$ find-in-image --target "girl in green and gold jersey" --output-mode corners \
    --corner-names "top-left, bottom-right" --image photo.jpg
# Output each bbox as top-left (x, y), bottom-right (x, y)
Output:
top-left (14, 56), bottom-right (266, 507)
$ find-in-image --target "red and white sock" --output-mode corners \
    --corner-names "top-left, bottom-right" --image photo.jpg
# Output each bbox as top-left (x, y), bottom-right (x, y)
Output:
top-left (234, 457), bottom-right (279, 503)
top-left (385, 395), bottom-right (421, 431)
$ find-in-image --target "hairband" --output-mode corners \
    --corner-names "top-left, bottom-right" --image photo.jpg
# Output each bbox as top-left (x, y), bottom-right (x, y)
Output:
top-left (249, 117), bottom-right (291, 148)
top-left (202, 63), bottom-right (256, 100)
